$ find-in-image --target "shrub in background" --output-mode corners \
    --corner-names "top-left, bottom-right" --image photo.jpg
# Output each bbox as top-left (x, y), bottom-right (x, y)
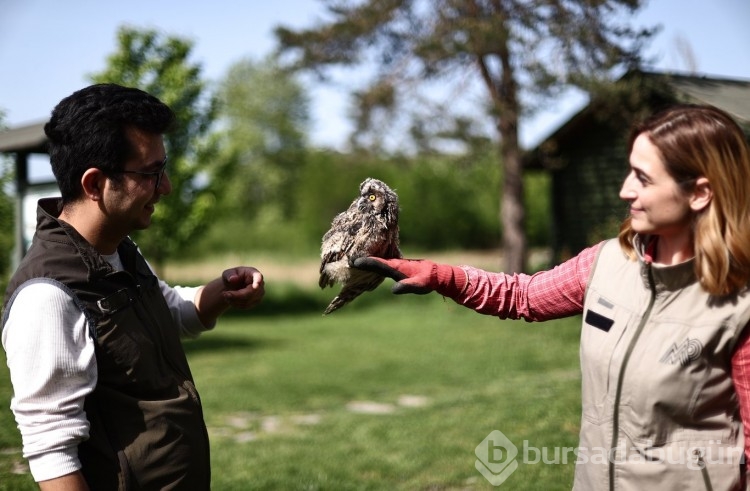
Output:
top-left (190, 147), bottom-right (550, 257)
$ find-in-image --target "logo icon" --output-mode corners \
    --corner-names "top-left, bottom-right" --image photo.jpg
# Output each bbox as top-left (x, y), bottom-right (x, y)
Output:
top-left (660, 338), bottom-right (703, 366)
top-left (475, 430), bottom-right (519, 486)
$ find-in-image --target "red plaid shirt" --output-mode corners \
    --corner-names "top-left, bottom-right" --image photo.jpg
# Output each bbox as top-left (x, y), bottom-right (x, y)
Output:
top-left (457, 242), bottom-right (750, 459)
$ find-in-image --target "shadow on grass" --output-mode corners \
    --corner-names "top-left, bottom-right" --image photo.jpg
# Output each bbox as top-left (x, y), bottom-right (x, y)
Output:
top-left (245, 288), bottom-right (323, 317)
top-left (220, 282), bottom-right (397, 318)
top-left (182, 334), bottom-right (287, 354)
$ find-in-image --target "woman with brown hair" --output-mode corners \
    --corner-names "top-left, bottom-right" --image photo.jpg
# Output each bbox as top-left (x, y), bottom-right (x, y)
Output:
top-left (356, 104), bottom-right (750, 490)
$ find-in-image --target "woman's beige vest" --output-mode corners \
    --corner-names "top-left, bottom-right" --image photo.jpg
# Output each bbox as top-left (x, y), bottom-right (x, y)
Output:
top-left (575, 239), bottom-right (750, 490)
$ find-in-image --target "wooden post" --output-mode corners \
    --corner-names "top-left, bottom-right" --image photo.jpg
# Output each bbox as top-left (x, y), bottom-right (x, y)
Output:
top-left (12, 152), bottom-right (28, 269)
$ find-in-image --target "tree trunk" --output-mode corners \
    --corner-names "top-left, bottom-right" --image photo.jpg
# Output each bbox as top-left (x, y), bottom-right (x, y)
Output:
top-left (470, 4), bottom-right (527, 273)
top-left (500, 134), bottom-right (526, 273)
top-left (496, 35), bottom-right (525, 273)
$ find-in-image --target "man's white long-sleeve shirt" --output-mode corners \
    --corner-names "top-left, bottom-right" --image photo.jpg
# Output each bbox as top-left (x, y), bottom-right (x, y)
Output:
top-left (1, 253), bottom-right (208, 482)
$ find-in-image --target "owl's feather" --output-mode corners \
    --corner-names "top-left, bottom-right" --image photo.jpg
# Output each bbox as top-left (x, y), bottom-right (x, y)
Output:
top-left (319, 177), bottom-right (402, 314)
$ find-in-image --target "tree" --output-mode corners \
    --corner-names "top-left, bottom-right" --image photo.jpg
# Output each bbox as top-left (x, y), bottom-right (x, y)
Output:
top-left (0, 110), bottom-right (15, 291)
top-left (90, 26), bottom-right (224, 269)
top-left (215, 55), bottom-right (310, 220)
top-left (275, 0), bottom-right (656, 272)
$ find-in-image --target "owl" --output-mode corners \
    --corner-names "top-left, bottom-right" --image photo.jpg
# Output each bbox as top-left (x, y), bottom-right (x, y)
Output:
top-left (319, 177), bottom-right (402, 315)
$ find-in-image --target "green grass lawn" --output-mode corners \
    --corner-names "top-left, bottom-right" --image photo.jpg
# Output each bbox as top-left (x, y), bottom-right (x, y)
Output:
top-left (0, 284), bottom-right (583, 490)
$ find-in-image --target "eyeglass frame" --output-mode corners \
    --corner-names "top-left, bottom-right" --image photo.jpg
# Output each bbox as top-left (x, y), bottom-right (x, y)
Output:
top-left (111, 156), bottom-right (168, 191)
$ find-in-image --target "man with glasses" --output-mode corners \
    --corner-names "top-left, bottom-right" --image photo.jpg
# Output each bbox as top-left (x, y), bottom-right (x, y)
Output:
top-left (116, 154), bottom-right (169, 190)
top-left (2, 83), bottom-right (265, 490)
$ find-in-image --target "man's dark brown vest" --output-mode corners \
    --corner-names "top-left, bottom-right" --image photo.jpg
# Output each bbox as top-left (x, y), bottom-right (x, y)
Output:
top-left (3, 198), bottom-right (210, 490)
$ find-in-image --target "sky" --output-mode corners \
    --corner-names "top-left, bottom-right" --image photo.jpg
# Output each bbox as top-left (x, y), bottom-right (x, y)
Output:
top-left (1, 0), bottom-right (749, 152)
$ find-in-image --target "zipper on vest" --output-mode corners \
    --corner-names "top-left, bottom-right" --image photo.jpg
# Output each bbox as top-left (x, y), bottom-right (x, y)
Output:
top-left (692, 448), bottom-right (714, 491)
top-left (608, 264), bottom-right (656, 491)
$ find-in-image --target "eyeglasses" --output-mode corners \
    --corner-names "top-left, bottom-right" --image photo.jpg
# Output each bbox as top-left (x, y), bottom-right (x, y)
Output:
top-left (115, 156), bottom-right (168, 191)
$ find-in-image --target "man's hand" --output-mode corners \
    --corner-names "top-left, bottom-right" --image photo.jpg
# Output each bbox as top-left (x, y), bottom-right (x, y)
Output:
top-left (195, 266), bottom-right (265, 327)
top-left (221, 266), bottom-right (265, 309)
top-left (352, 257), bottom-right (467, 297)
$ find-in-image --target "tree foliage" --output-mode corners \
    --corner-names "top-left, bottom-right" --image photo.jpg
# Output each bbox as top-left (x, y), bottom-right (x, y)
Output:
top-left (275, 0), bottom-right (657, 271)
top-left (90, 26), bottom-right (223, 268)
top-left (215, 55), bottom-right (310, 220)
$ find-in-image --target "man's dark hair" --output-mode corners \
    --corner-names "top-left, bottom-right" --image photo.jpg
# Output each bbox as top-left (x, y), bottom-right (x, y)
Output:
top-left (44, 83), bottom-right (175, 203)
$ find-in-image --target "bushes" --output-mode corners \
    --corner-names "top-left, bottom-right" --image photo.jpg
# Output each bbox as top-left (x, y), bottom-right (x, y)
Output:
top-left (395, 154), bottom-right (501, 250)
top-left (194, 147), bottom-right (550, 257)
top-left (278, 148), bottom-right (504, 252)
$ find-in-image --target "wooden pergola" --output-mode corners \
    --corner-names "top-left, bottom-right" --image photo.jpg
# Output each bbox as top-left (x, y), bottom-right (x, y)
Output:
top-left (0, 120), bottom-right (56, 267)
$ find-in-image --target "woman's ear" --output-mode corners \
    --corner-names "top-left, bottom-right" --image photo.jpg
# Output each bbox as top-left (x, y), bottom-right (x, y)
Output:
top-left (81, 168), bottom-right (107, 201)
top-left (689, 177), bottom-right (712, 212)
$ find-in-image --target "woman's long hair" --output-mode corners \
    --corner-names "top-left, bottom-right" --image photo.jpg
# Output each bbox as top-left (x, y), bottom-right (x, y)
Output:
top-left (618, 104), bottom-right (750, 296)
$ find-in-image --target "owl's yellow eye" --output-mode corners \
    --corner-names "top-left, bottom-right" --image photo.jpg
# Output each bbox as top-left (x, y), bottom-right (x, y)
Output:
top-left (368, 194), bottom-right (376, 201)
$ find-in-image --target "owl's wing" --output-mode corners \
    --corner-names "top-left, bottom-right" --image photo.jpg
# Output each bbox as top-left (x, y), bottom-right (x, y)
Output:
top-left (320, 226), bottom-right (356, 270)
top-left (319, 214), bottom-right (359, 288)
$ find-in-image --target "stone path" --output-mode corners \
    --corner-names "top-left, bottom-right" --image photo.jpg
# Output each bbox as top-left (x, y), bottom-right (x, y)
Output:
top-left (209, 394), bottom-right (432, 443)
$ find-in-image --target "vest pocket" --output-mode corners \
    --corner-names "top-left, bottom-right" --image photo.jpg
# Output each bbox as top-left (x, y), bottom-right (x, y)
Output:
top-left (610, 433), bottom-right (742, 490)
top-left (93, 307), bottom-right (173, 393)
top-left (580, 295), bottom-right (633, 425)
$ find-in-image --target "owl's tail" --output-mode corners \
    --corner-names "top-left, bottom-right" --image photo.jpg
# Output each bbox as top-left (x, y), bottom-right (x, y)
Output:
top-left (323, 296), bottom-right (348, 315)
top-left (322, 272), bottom-right (385, 315)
